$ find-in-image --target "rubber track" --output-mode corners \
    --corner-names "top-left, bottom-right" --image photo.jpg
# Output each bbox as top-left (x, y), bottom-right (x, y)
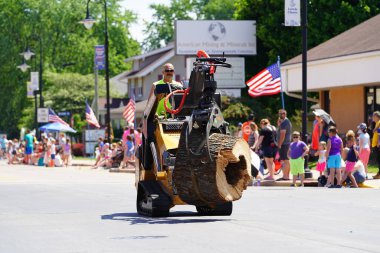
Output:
top-left (137, 181), bottom-right (171, 217)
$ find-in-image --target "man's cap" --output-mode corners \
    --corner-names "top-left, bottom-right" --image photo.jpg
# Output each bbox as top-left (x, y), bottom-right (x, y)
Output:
top-left (357, 123), bottom-right (367, 131)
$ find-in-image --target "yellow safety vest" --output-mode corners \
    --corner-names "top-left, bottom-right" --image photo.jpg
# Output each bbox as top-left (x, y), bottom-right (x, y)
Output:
top-left (154, 79), bottom-right (182, 116)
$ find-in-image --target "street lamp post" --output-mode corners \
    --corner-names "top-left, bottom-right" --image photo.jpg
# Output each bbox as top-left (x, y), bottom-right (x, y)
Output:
top-left (33, 90), bottom-right (39, 137)
top-left (80, 0), bottom-right (111, 144)
top-left (301, 0), bottom-right (312, 178)
top-left (19, 38), bottom-right (44, 138)
top-left (38, 37), bottom-right (44, 108)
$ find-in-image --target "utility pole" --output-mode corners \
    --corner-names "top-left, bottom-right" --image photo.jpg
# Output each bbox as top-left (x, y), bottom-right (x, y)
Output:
top-left (301, 0), bottom-right (312, 178)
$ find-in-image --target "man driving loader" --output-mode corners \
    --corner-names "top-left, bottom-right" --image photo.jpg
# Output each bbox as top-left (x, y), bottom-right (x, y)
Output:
top-left (154, 63), bottom-right (183, 116)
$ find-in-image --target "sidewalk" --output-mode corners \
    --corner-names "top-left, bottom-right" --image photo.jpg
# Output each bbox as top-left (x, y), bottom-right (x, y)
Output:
top-left (70, 158), bottom-right (380, 187)
top-left (71, 158), bottom-right (135, 173)
top-left (253, 169), bottom-right (380, 188)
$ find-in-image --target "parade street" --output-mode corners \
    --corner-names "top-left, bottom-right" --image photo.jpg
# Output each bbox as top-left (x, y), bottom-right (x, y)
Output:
top-left (0, 161), bottom-right (379, 253)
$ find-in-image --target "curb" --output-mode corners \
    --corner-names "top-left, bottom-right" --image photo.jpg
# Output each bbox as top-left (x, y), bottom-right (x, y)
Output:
top-left (251, 180), bottom-right (318, 187)
top-left (109, 168), bottom-right (135, 173)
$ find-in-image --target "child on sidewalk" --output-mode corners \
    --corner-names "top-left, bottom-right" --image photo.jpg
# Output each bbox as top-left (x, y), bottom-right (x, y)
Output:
top-left (314, 141), bottom-right (327, 176)
top-left (357, 123), bottom-right (370, 178)
top-left (288, 131), bottom-right (309, 187)
top-left (49, 139), bottom-right (56, 167)
top-left (342, 135), bottom-right (359, 188)
top-left (63, 138), bottom-right (71, 167)
top-left (125, 135), bottom-right (135, 167)
top-left (326, 126), bottom-right (344, 188)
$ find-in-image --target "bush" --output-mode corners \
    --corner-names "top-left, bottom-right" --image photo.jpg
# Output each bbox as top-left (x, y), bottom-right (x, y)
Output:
top-left (72, 143), bottom-right (84, 156)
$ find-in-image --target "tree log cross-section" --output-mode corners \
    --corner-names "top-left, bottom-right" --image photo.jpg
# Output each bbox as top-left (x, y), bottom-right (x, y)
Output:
top-left (174, 123), bottom-right (251, 207)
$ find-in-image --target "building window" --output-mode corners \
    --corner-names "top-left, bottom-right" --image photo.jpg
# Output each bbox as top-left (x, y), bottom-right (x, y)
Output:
top-left (158, 74), bottom-right (163, 80)
top-left (175, 74), bottom-right (180, 82)
top-left (130, 83), bottom-right (135, 96)
top-left (137, 82), bottom-right (143, 97)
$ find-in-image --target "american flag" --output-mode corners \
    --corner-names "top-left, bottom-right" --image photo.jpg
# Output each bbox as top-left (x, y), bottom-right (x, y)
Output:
top-left (85, 102), bottom-right (100, 128)
top-left (48, 108), bottom-right (69, 126)
top-left (123, 97), bottom-right (135, 125)
top-left (246, 63), bottom-right (282, 97)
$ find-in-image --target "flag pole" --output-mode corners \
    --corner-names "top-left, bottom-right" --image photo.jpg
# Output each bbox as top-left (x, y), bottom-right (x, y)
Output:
top-left (85, 99), bottom-right (89, 130)
top-left (277, 56), bottom-right (285, 110)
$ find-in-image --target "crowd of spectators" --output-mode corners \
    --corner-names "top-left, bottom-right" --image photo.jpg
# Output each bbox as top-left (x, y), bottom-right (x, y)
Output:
top-left (92, 124), bottom-right (142, 170)
top-left (236, 109), bottom-right (379, 187)
top-left (0, 131), bottom-right (71, 167)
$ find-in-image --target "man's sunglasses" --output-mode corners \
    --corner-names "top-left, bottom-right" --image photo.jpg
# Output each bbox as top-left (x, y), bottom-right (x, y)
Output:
top-left (164, 69), bottom-right (174, 73)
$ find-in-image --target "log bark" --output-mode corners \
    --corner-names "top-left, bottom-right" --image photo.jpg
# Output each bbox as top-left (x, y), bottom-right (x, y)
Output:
top-left (173, 123), bottom-right (251, 207)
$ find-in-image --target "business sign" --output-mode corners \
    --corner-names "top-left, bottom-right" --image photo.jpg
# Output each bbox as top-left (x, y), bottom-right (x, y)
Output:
top-left (94, 45), bottom-right (105, 70)
top-left (85, 129), bottom-right (105, 142)
top-left (285, 0), bottom-right (301, 26)
top-left (30, 72), bottom-right (39, 91)
top-left (176, 20), bottom-right (256, 55)
top-left (186, 57), bottom-right (245, 89)
top-left (85, 129), bottom-right (106, 154)
top-left (37, 108), bottom-right (49, 123)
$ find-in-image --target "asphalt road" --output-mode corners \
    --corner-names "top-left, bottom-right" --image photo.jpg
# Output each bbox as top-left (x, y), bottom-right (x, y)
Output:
top-left (0, 161), bottom-right (379, 253)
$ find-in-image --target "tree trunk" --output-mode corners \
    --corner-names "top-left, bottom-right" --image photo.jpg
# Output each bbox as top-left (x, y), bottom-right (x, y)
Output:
top-left (173, 123), bottom-right (251, 207)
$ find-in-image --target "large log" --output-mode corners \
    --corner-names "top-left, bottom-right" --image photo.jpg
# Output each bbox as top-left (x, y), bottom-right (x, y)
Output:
top-left (173, 123), bottom-right (251, 207)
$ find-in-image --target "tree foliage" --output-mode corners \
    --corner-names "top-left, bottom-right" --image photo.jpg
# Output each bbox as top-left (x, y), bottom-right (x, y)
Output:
top-left (143, 0), bottom-right (239, 51)
top-left (143, 0), bottom-right (197, 51)
top-left (0, 0), bottom-right (140, 137)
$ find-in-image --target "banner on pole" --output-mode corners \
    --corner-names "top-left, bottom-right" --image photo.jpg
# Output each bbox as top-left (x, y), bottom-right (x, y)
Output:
top-left (285, 0), bottom-right (300, 26)
top-left (94, 45), bottom-right (105, 70)
top-left (30, 72), bottom-right (39, 91)
top-left (27, 81), bottom-right (34, 98)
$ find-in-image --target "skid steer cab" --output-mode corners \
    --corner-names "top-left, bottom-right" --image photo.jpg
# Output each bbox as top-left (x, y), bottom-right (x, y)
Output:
top-left (135, 50), bottom-right (252, 217)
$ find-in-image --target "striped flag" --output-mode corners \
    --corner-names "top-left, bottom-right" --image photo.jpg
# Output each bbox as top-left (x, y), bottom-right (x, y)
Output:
top-left (85, 102), bottom-right (100, 128)
top-left (48, 108), bottom-right (69, 126)
top-left (246, 63), bottom-right (281, 97)
top-left (123, 97), bottom-right (135, 125)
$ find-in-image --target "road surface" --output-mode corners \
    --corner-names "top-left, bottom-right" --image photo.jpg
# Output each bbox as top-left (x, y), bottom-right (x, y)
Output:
top-left (0, 161), bottom-right (379, 253)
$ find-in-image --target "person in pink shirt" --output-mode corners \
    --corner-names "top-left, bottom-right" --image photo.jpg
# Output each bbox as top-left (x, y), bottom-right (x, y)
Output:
top-left (122, 126), bottom-right (130, 145)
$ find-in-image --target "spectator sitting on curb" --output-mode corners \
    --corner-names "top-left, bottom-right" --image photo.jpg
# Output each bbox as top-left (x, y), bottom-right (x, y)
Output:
top-left (92, 143), bottom-right (111, 169)
top-left (94, 137), bottom-right (104, 166)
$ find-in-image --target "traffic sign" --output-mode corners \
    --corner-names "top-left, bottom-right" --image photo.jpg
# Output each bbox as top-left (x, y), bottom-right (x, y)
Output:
top-left (58, 111), bottom-right (71, 117)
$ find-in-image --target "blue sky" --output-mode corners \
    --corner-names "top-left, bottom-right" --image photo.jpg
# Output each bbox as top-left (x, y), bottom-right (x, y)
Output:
top-left (119, 0), bottom-right (170, 43)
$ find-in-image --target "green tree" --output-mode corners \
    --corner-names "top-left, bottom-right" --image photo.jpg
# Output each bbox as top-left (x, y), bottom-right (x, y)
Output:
top-left (0, 0), bottom-right (140, 137)
top-left (143, 0), bottom-right (238, 51)
top-left (143, 0), bottom-right (197, 51)
top-left (198, 0), bottom-right (237, 20)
